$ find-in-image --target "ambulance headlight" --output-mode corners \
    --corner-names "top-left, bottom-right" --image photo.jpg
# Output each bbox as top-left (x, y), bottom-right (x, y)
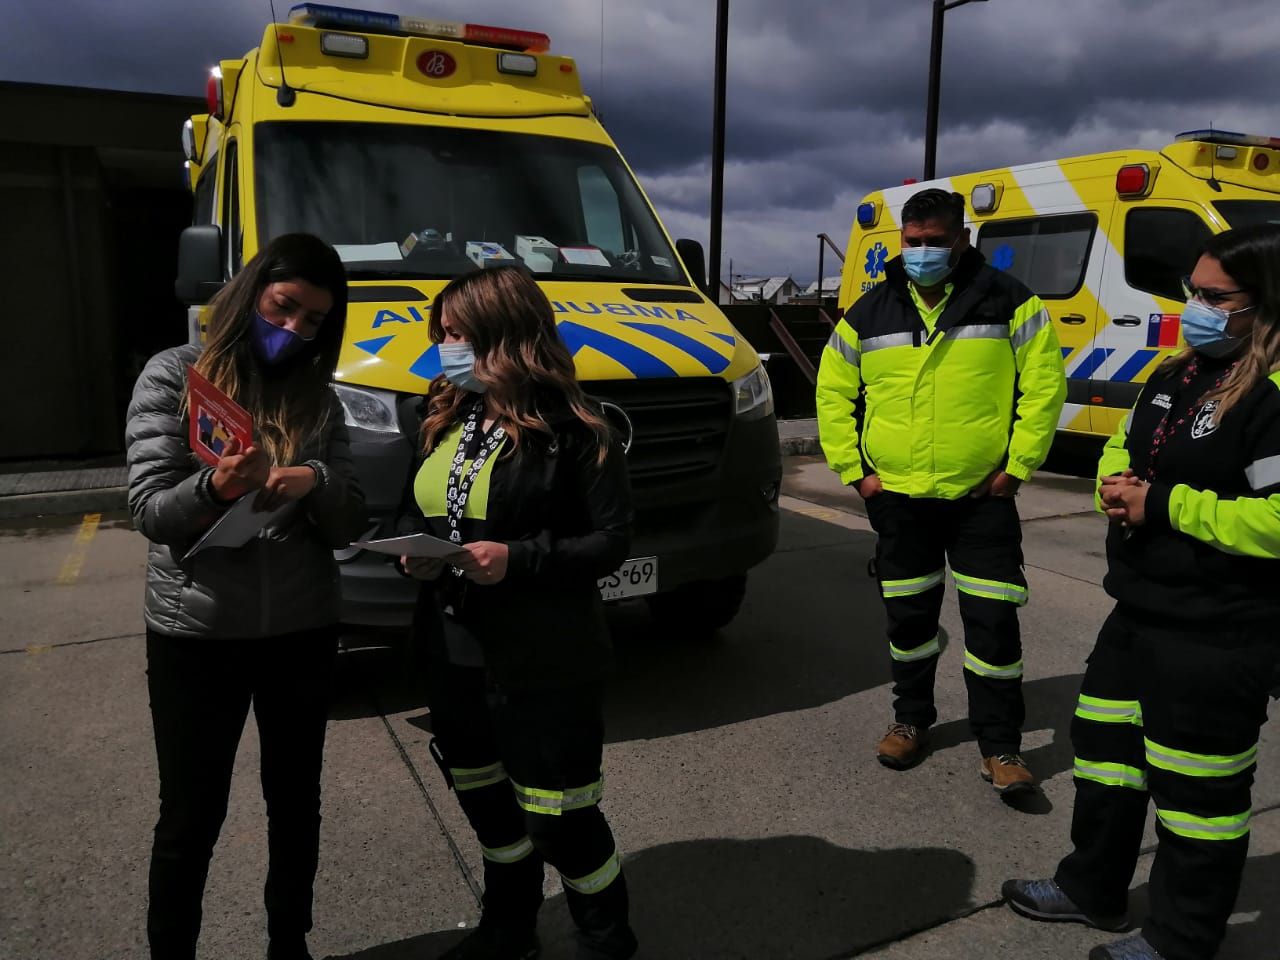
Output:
top-left (732, 364), bottom-right (774, 421)
top-left (334, 384), bottom-right (401, 434)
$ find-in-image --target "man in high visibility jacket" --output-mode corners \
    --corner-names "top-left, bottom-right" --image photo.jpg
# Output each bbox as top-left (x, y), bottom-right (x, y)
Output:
top-left (817, 188), bottom-right (1066, 794)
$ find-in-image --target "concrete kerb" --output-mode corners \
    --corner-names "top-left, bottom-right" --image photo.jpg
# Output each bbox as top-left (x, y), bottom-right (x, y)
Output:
top-left (0, 487), bottom-right (128, 521)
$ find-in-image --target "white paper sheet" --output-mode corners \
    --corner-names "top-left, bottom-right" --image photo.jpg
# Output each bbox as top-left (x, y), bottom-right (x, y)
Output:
top-left (184, 497), bottom-right (296, 560)
top-left (351, 533), bottom-right (469, 559)
top-left (333, 242), bottom-right (404, 263)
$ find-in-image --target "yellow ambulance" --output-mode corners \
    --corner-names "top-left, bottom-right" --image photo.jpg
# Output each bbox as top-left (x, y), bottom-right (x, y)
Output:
top-left (842, 131), bottom-right (1280, 439)
top-left (175, 4), bottom-right (780, 634)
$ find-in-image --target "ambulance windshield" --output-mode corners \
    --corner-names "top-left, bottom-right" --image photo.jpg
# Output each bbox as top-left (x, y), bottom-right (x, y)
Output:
top-left (1213, 200), bottom-right (1280, 229)
top-left (255, 121), bottom-right (685, 284)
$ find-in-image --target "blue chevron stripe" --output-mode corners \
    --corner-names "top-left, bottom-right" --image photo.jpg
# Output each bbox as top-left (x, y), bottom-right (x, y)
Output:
top-left (409, 343), bottom-right (442, 381)
top-left (355, 335), bottom-right (396, 356)
top-left (556, 321), bottom-right (677, 378)
top-left (619, 321), bottom-right (731, 374)
top-left (1111, 349), bottom-right (1160, 383)
top-left (1070, 348), bottom-right (1114, 379)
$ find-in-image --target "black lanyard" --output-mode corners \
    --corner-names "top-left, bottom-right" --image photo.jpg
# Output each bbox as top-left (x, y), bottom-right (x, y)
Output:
top-left (1144, 357), bottom-right (1234, 481)
top-left (444, 402), bottom-right (505, 546)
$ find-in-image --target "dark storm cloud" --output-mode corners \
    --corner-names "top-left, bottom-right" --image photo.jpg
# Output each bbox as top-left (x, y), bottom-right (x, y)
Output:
top-left (4, 0), bottom-right (1274, 279)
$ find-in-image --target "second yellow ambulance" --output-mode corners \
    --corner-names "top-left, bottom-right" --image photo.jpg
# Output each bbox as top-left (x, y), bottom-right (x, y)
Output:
top-left (842, 131), bottom-right (1280, 439)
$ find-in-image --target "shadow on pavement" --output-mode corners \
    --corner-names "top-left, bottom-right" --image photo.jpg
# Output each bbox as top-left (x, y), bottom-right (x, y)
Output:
top-left (331, 513), bottom-right (890, 745)
top-left (924, 673), bottom-right (1085, 812)
top-left (327, 835), bottom-right (976, 960)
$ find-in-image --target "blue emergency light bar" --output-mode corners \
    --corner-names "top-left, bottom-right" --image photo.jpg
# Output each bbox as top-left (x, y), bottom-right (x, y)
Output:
top-left (1176, 129), bottom-right (1280, 150)
top-left (856, 202), bottom-right (878, 227)
top-left (289, 4), bottom-right (413, 34)
top-left (287, 3), bottom-right (550, 52)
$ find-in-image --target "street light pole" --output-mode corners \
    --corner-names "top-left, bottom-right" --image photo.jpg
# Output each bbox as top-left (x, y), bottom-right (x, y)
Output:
top-left (923, 0), bottom-right (987, 181)
top-left (708, 0), bottom-right (729, 298)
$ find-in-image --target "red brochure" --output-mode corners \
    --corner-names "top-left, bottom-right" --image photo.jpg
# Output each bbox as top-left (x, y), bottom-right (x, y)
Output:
top-left (187, 365), bottom-right (253, 466)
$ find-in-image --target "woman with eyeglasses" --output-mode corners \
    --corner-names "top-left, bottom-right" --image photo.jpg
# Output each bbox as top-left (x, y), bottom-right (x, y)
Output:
top-left (1003, 223), bottom-right (1280, 960)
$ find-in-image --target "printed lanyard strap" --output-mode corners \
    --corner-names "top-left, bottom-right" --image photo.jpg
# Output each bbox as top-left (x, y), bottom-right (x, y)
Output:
top-left (445, 403), bottom-right (506, 545)
top-left (1144, 356), bottom-right (1233, 481)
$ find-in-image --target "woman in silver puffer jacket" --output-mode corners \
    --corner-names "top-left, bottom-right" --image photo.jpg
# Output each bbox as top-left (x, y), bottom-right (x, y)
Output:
top-left (125, 233), bottom-right (364, 960)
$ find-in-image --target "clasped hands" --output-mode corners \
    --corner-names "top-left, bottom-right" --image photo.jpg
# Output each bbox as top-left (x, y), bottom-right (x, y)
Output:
top-left (1099, 469), bottom-right (1149, 527)
top-left (402, 541), bottom-right (509, 586)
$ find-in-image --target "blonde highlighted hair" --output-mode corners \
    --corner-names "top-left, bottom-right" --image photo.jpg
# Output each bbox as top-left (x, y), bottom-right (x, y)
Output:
top-left (192, 234), bottom-right (348, 465)
top-left (420, 266), bottom-right (611, 461)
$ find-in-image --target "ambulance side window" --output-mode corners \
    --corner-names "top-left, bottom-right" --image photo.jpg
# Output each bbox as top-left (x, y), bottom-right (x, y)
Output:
top-left (193, 151), bottom-right (218, 226)
top-left (577, 166), bottom-right (629, 256)
top-left (976, 214), bottom-right (1096, 298)
top-left (221, 140), bottom-right (242, 278)
top-left (1124, 209), bottom-right (1212, 302)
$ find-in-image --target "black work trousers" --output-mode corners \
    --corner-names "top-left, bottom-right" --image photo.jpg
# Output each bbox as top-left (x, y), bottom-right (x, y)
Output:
top-left (145, 627), bottom-right (338, 960)
top-left (1055, 607), bottom-right (1277, 960)
top-left (426, 662), bottom-right (637, 960)
top-left (864, 492), bottom-right (1027, 755)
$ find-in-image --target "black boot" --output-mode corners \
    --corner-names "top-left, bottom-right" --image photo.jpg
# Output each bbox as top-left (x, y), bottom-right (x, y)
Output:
top-left (566, 871), bottom-right (638, 960)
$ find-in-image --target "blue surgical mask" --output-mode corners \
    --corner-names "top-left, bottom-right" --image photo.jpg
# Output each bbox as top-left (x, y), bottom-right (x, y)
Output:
top-left (251, 311), bottom-right (313, 365)
top-left (1181, 299), bottom-right (1251, 358)
top-left (439, 341), bottom-right (486, 393)
top-left (901, 245), bottom-right (955, 287)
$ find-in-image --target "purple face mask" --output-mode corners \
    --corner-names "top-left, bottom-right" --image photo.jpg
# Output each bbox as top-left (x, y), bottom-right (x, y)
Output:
top-left (251, 311), bottom-right (313, 365)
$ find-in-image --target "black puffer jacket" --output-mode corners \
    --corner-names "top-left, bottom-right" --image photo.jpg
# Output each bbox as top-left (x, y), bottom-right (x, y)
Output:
top-left (126, 344), bottom-right (366, 639)
top-left (410, 402), bottom-right (633, 691)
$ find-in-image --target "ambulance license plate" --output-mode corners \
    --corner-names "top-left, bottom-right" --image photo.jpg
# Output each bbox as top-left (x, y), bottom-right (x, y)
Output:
top-left (598, 557), bottom-right (658, 601)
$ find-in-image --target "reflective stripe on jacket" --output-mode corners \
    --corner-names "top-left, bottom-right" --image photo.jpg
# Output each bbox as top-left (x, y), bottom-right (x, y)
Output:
top-left (817, 248), bottom-right (1066, 500)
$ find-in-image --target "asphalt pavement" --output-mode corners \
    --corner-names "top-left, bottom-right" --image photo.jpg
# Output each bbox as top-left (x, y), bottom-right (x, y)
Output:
top-left (2, 456), bottom-right (1277, 959)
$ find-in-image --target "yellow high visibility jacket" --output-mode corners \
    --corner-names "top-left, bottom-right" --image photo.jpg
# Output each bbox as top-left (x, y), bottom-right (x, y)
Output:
top-left (817, 249), bottom-right (1066, 499)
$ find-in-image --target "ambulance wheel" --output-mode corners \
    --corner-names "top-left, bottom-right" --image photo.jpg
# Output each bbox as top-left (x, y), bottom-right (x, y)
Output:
top-left (645, 574), bottom-right (747, 636)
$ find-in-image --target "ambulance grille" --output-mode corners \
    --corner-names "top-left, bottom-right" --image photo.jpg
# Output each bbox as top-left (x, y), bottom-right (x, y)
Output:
top-left (586, 378), bottom-right (732, 492)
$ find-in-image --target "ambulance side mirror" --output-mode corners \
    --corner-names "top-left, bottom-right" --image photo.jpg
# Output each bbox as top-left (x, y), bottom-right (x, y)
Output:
top-left (676, 238), bottom-right (707, 293)
top-left (175, 225), bottom-right (225, 305)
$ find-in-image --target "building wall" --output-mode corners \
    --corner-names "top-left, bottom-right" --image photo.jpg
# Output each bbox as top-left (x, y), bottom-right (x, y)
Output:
top-left (0, 83), bottom-right (199, 459)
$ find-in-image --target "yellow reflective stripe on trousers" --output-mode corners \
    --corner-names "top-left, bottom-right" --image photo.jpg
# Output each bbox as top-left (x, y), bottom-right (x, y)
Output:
top-left (963, 648), bottom-right (1023, 679)
top-left (482, 836), bottom-right (535, 864)
top-left (1075, 695), bottom-right (1142, 725)
top-left (510, 776), bottom-right (604, 816)
top-left (1155, 806), bottom-right (1251, 840)
top-left (1144, 738), bottom-right (1258, 778)
top-left (881, 569), bottom-right (945, 599)
top-left (451, 762), bottom-right (508, 791)
top-left (890, 635), bottom-right (941, 663)
top-left (952, 572), bottom-right (1028, 606)
top-left (1073, 758), bottom-right (1147, 791)
top-left (562, 848), bottom-right (621, 895)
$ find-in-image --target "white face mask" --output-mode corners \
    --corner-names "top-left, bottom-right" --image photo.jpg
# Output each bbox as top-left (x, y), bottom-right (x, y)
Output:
top-left (439, 341), bottom-right (486, 392)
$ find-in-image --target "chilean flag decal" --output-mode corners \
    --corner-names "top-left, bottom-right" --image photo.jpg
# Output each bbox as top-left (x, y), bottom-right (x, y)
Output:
top-left (1147, 313), bottom-right (1181, 348)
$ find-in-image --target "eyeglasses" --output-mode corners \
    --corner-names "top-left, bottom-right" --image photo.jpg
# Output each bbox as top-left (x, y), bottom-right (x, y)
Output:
top-left (1180, 275), bottom-right (1248, 307)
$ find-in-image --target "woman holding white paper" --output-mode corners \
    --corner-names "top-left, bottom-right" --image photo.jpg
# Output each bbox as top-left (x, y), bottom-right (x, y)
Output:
top-left (125, 233), bottom-right (364, 960)
top-left (402, 265), bottom-right (638, 960)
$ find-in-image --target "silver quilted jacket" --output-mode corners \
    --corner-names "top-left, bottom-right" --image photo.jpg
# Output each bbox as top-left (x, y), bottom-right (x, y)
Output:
top-left (126, 344), bottom-right (366, 639)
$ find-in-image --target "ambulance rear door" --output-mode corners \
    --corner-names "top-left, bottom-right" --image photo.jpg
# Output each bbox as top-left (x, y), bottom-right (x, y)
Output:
top-left (1094, 200), bottom-right (1213, 437)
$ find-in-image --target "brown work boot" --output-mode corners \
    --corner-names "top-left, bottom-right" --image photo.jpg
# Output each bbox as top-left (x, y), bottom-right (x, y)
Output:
top-left (981, 754), bottom-right (1036, 794)
top-left (876, 723), bottom-right (928, 769)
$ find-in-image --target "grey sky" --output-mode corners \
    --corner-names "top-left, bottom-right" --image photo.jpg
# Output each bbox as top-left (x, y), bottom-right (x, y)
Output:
top-left (5, 0), bottom-right (1276, 282)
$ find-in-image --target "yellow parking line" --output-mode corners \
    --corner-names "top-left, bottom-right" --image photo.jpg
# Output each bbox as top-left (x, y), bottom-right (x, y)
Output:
top-left (56, 512), bottom-right (101, 585)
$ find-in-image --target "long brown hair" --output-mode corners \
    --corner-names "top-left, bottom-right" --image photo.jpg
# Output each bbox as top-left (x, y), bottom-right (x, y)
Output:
top-left (420, 266), bottom-right (611, 460)
top-left (1155, 225), bottom-right (1280, 423)
top-left (193, 233), bottom-right (348, 465)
